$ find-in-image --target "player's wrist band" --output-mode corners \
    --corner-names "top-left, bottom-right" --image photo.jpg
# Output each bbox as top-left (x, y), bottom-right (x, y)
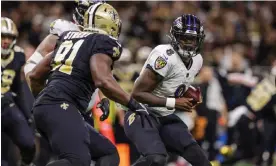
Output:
top-left (166, 98), bottom-right (175, 109)
top-left (24, 51), bottom-right (44, 76)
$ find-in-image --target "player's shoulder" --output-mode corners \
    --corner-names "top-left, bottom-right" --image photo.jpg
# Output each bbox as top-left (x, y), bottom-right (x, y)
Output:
top-left (90, 34), bottom-right (122, 61)
top-left (150, 44), bottom-right (177, 63)
top-left (192, 53), bottom-right (203, 69)
top-left (94, 33), bottom-right (121, 46)
top-left (13, 45), bottom-right (26, 64)
top-left (13, 45), bottom-right (25, 58)
top-left (152, 44), bottom-right (173, 54)
top-left (49, 19), bottom-right (80, 36)
top-left (13, 45), bottom-right (24, 54)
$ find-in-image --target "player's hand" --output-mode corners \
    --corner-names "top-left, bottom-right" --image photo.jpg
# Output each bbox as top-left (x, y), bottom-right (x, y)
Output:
top-left (127, 98), bottom-right (149, 114)
top-left (175, 97), bottom-right (194, 112)
top-left (127, 98), bottom-right (159, 128)
top-left (192, 90), bottom-right (203, 108)
top-left (97, 98), bottom-right (110, 121)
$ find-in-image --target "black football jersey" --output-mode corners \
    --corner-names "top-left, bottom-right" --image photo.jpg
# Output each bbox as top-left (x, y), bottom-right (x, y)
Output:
top-left (1, 48), bottom-right (25, 99)
top-left (34, 31), bottom-right (122, 112)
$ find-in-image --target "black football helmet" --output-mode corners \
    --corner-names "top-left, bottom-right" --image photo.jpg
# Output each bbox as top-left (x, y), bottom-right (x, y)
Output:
top-left (169, 14), bottom-right (205, 59)
top-left (73, 0), bottom-right (105, 26)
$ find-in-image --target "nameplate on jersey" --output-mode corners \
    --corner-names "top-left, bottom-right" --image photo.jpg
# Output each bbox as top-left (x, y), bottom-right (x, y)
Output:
top-left (64, 32), bottom-right (90, 40)
top-left (154, 56), bottom-right (167, 70)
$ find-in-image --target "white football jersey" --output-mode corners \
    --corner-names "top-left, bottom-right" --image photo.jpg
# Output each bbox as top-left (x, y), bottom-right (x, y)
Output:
top-left (49, 19), bottom-right (80, 37)
top-left (140, 44), bottom-right (203, 116)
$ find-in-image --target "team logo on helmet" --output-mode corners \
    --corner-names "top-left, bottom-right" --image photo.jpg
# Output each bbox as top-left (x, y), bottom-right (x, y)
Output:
top-left (174, 17), bottom-right (183, 29)
top-left (83, 3), bottom-right (121, 39)
top-left (108, 10), bottom-right (118, 22)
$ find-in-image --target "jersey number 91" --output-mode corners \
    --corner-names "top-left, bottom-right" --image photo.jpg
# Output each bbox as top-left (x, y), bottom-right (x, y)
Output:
top-left (52, 39), bottom-right (84, 75)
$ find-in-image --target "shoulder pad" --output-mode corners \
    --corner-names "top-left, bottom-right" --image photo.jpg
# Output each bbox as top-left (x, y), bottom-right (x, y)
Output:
top-left (13, 45), bottom-right (24, 53)
top-left (154, 44), bottom-right (172, 53)
top-left (193, 54), bottom-right (203, 70)
top-left (13, 46), bottom-right (26, 65)
top-left (145, 45), bottom-right (171, 77)
top-left (49, 19), bottom-right (80, 37)
top-left (92, 34), bottom-right (123, 61)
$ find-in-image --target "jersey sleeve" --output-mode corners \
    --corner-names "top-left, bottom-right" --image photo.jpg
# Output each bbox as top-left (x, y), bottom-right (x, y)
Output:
top-left (145, 47), bottom-right (170, 77)
top-left (92, 35), bottom-right (123, 61)
top-left (49, 19), bottom-right (79, 37)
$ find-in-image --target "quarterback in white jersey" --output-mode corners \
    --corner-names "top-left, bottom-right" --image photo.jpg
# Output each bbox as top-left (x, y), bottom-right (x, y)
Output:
top-left (139, 44), bottom-right (203, 116)
top-left (124, 14), bottom-right (211, 166)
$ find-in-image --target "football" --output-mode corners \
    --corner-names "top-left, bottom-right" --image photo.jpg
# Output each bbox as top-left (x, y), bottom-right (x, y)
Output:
top-left (183, 85), bottom-right (202, 106)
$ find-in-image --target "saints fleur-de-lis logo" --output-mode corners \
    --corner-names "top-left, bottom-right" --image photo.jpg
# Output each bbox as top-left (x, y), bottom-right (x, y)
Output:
top-left (60, 103), bottom-right (69, 110)
top-left (108, 10), bottom-right (118, 22)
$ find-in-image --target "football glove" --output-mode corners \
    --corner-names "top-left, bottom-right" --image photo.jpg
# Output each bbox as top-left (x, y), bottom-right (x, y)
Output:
top-left (97, 98), bottom-right (110, 121)
top-left (127, 98), bottom-right (159, 128)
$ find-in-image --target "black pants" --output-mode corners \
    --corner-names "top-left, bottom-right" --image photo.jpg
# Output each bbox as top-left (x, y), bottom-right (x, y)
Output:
top-left (2, 103), bottom-right (35, 165)
top-left (124, 111), bottom-right (196, 157)
top-left (33, 102), bottom-right (117, 166)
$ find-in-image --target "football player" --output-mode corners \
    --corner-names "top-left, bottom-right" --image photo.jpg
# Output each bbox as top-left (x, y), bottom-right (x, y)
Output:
top-left (1, 17), bottom-right (36, 166)
top-left (24, 0), bottom-right (109, 120)
top-left (225, 62), bottom-right (276, 165)
top-left (124, 14), bottom-right (212, 166)
top-left (28, 3), bottom-right (153, 166)
top-left (23, 1), bottom-right (109, 165)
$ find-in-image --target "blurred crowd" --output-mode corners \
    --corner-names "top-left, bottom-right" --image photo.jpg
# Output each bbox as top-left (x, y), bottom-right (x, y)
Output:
top-left (2, 1), bottom-right (276, 166)
top-left (2, 1), bottom-right (276, 65)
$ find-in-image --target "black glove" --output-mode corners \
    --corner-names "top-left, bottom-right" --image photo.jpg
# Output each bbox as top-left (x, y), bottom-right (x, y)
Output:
top-left (97, 98), bottom-right (110, 121)
top-left (127, 98), bottom-right (159, 128)
top-left (127, 98), bottom-right (149, 115)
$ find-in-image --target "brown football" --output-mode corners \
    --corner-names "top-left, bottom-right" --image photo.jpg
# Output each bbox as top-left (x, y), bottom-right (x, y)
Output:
top-left (183, 86), bottom-right (202, 106)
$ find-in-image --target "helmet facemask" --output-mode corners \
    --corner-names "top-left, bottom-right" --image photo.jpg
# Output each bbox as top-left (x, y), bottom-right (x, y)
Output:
top-left (73, 0), bottom-right (104, 26)
top-left (1, 34), bottom-right (16, 55)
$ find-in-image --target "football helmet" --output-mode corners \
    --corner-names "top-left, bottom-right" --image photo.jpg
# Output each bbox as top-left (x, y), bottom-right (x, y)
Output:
top-left (169, 14), bottom-right (205, 59)
top-left (73, 0), bottom-right (105, 26)
top-left (83, 2), bottom-right (122, 39)
top-left (1, 17), bottom-right (18, 55)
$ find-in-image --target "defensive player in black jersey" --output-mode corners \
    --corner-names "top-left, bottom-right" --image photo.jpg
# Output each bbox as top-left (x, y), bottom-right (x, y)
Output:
top-left (245, 68), bottom-right (276, 166)
top-left (222, 63), bottom-right (276, 165)
top-left (1, 17), bottom-right (36, 166)
top-left (28, 3), bottom-right (153, 166)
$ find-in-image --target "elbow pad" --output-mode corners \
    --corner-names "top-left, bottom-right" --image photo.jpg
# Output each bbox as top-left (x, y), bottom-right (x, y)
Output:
top-left (24, 51), bottom-right (44, 76)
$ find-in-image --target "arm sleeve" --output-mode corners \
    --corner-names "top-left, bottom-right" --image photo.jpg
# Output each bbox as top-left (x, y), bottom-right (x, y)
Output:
top-left (13, 53), bottom-right (33, 119)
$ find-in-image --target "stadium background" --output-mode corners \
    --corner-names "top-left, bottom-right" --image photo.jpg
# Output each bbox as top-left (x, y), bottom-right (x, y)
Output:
top-left (2, 1), bottom-right (276, 166)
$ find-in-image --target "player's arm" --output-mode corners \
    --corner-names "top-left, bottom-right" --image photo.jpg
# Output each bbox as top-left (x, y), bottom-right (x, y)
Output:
top-left (28, 52), bottom-right (53, 97)
top-left (24, 34), bottom-right (58, 81)
top-left (90, 53), bottom-right (149, 114)
top-left (132, 68), bottom-right (165, 106)
top-left (90, 35), bottom-right (150, 114)
top-left (132, 68), bottom-right (193, 112)
top-left (90, 54), bottom-right (131, 106)
top-left (24, 19), bottom-right (77, 79)
top-left (11, 53), bottom-right (33, 120)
